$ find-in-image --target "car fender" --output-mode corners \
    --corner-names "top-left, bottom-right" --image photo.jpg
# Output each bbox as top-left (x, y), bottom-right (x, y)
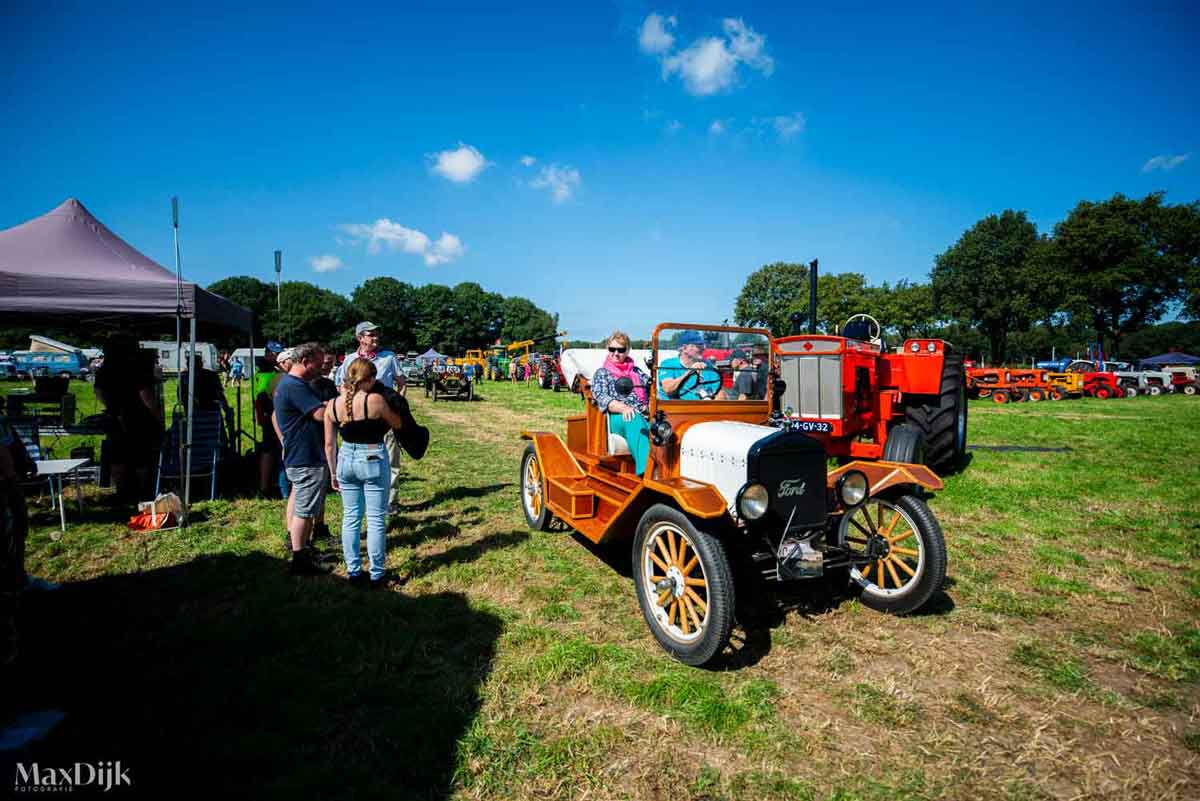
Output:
top-left (828, 460), bottom-right (943, 495)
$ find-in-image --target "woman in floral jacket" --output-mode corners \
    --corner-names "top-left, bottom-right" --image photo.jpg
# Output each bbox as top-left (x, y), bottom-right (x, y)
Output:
top-left (590, 330), bottom-right (651, 475)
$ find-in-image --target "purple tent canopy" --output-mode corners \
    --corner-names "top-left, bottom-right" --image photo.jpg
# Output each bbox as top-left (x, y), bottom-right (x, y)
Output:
top-left (0, 198), bottom-right (251, 333)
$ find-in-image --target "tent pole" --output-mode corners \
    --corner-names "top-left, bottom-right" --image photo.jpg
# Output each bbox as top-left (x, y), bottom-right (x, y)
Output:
top-left (171, 197), bottom-right (185, 485)
top-left (249, 331), bottom-right (257, 446)
top-left (183, 317), bottom-right (197, 524)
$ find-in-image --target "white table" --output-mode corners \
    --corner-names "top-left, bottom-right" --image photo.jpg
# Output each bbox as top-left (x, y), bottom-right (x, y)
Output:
top-left (33, 458), bottom-right (89, 536)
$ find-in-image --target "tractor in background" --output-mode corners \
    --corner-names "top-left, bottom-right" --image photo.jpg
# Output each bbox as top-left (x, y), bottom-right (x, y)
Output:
top-left (772, 260), bottom-right (968, 473)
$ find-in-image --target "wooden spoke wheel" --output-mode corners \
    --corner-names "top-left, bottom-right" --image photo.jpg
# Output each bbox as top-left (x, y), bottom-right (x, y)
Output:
top-left (633, 504), bottom-right (734, 666)
top-left (838, 494), bottom-right (947, 615)
top-left (520, 444), bottom-right (551, 530)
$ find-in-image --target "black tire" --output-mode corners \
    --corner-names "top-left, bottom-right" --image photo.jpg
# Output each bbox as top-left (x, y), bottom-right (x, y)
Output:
top-left (520, 444), bottom-right (552, 531)
top-left (904, 353), bottom-right (967, 473)
top-left (839, 494), bottom-right (947, 615)
top-left (882, 422), bottom-right (924, 464)
top-left (632, 504), bottom-right (735, 666)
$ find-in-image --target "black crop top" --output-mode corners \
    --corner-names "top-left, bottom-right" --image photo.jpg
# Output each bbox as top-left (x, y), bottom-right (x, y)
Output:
top-left (333, 390), bottom-right (391, 444)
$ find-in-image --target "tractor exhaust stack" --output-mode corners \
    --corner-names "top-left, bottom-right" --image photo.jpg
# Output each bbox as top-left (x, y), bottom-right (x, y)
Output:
top-left (808, 258), bottom-right (818, 335)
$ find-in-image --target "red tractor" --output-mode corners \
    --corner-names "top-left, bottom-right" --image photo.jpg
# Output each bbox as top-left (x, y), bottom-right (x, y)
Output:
top-left (771, 262), bottom-right (967, 473)
top-left (1063, 360), bottom-right (1125, 399)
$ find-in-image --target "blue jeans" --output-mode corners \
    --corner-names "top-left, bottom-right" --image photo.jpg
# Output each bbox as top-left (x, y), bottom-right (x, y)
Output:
top-left (608, 412), bottom-right (651, 475)
top-left (337, 442), bottom-right (390, 579)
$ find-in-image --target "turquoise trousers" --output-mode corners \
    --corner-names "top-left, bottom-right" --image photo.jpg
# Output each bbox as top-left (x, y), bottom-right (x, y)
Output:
top-left (608, 413), bottom-right (651, 476)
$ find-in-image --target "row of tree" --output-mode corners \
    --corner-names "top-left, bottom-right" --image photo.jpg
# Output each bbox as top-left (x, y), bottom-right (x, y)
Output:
top-left (205, 276), bottom-right (559, 355)
top-left (734, 192), bottom-right (1200, 363)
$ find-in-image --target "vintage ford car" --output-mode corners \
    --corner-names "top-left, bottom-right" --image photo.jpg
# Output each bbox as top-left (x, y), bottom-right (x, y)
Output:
top-left (520, 323), bottom-right (948, 665)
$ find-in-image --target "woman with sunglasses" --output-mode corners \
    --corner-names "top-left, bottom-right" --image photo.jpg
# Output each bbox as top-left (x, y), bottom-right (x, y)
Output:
top-left (590, 330), bottom-right (651, 475)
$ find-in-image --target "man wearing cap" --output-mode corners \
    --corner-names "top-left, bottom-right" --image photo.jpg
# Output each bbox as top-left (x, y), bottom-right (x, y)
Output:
top-left (729, 349), bottom-right (757, 400)
top-left (658, 330), bottom-right (721, 400)
top-left (336, 323), bottom-right (407, 514)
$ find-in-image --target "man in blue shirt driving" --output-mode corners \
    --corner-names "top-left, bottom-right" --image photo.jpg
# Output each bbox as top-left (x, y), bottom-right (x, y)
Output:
top-left (658, 330), bottom-right (721, 400)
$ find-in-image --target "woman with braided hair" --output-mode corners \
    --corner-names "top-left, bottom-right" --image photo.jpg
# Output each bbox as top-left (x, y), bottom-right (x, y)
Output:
top-left (324, 358), bottom-right (405, 588)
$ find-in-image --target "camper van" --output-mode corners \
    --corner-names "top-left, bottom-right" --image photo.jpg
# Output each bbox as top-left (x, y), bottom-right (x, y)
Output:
top-left (11, 350), bottom-right (90, 379)
top-left (140, 341), bottom-right (219, 374)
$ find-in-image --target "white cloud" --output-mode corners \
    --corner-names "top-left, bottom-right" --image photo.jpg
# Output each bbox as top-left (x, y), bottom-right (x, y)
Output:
top-left (638, 12), bottom-right (676, 55)
top-left (338, 219), bottom-right (466, 266)
top-left (646, 16), bottom-right (774, 96)
top-left (309, 254), bottom-right (343, 273)
top-left (722, 18), bottom-right (773, 75)
top-left (519, 155), bottom-right (537, 167)
top-left (1141, 153), bottom-right (1190, 173)
top-left (530, 164), bottom-right (582, 203)
top-left (429, 143), bottom-right (489, 183)
top-left (709, 119), bottom-right (726, 135)
top-left (756, 112), bottom-right (806, 140)
top-left (662, 36), bottom-right (739, 95)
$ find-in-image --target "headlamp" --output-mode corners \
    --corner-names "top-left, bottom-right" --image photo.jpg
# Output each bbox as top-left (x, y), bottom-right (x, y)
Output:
top-left (737, 483), bottom-right (769, 520)
top-left (836, 470), bottom-right (869, 507)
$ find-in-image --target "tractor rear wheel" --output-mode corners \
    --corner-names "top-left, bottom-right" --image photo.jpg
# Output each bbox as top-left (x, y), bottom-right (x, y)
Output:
top-left (903, 353), bottom-right (967, 473)
top-left (882, 423), bottom-right (924, 464)
top-left (1050, 388), bottom-right (1065, 401)
top-left (1009, 390), bottom-right (1027, 402)
top-left (1028, 389), bottom-right (1045, 402)
top-left (1095, 387), bottom-right (1111, 399)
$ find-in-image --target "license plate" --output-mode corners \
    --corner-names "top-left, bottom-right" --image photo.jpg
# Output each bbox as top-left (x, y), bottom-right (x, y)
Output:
top-left (793, 420), bottom-right (833, 433)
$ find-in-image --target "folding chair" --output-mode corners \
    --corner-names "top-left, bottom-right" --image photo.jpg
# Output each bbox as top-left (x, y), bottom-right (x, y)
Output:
top-left (155, 410), bottom-right (225, 501)
top-left (10, 418), bottom-right (58, 509)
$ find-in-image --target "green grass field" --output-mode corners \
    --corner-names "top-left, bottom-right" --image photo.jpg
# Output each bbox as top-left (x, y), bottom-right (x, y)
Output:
top-left (4, 378), bottom-right (1199, 799)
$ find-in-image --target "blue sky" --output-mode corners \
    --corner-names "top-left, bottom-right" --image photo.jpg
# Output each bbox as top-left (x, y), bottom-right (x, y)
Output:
top-left (2, 1), bottom-right (1197, 341)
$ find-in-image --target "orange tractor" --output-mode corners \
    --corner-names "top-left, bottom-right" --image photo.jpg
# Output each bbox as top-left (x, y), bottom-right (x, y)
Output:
top-left (966, 367), bottom-right (1060, 403)
top-left (770, 261), bottom-right (968, 473)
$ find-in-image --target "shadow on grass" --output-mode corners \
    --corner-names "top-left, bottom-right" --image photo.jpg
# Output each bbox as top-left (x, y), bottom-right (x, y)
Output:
top-left (402, 483), bottom-right (511, 514)
top-left (1, 552), bottom-right (502, 798)
top-left (404, 530), bottom-right (530, 580)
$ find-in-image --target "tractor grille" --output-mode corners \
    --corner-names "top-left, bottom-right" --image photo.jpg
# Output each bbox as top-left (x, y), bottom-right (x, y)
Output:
top-left (780, 355), bottom-right (843, 419)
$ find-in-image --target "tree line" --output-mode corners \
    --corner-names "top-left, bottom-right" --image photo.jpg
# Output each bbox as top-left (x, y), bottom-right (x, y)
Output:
top-left (203, 276), bottom-right (559, 355)
top-left (734, 192), bottom-right (1200, 364)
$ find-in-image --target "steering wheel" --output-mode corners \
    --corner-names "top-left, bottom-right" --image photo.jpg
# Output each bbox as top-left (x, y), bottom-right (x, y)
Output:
top-left (843, 313), bottom-right (882, 344)
top-left (674, 365), bottom-right (723, 399)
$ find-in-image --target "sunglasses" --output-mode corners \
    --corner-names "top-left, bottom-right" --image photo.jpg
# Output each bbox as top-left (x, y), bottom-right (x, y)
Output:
top-left (608, 347), bottom-right (627, 353)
